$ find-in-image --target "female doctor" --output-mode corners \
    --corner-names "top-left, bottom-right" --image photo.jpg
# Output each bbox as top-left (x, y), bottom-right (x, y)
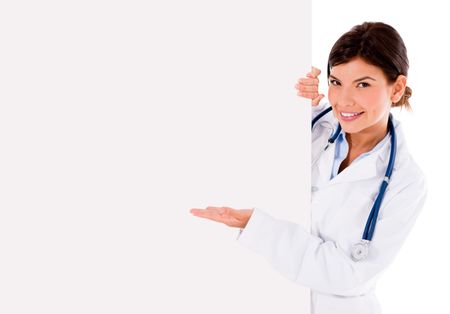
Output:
top-left (190, 21), bottom-right (427, 314)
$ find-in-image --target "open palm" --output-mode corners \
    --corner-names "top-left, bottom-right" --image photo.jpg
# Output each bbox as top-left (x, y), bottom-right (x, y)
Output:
top-left (190, 206), bottom-right (254, 229)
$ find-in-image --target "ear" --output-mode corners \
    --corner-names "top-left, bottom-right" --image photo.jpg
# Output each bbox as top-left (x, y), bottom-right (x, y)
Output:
top-left (391, 75), bottom-right (407, 103)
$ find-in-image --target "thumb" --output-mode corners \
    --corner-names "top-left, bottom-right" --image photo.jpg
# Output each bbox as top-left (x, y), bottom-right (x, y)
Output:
top-left (312, 94), bottom-right (325, 106)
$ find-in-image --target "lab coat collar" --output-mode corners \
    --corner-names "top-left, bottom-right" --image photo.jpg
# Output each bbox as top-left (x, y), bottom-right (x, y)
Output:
top-left (314, 115), bottom-right (403, 188)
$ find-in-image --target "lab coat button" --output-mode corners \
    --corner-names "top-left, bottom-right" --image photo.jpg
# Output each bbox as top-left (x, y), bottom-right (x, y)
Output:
top-left (311, 186), bottom-right (318, 193)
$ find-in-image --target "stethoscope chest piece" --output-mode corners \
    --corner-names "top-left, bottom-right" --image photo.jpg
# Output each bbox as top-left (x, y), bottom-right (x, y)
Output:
top-left (351, 240), bottom-right (369, 262)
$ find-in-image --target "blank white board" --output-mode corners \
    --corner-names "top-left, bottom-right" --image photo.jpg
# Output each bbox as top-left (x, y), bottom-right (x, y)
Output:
top-left (0, 1), bottom-right (312, 313)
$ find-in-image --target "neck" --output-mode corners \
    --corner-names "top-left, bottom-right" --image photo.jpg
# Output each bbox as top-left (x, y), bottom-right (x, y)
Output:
top-left (346, 115), bottom-right (389, 152)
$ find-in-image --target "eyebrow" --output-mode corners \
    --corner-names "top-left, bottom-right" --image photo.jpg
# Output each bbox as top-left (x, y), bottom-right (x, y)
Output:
top-left (329, 75), bottom-right (377, 83)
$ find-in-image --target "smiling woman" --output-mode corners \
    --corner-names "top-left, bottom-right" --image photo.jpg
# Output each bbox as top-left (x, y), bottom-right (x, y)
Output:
top-left (326, 22), bottom-right (410, 154)
top-left (327, 57), bottom-right (407, 165)
top-left (191, 21), bottom-right (427, 314)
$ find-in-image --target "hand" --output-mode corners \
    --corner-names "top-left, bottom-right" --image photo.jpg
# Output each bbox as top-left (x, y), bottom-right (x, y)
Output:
top-left (190, 206), bottom-right (254, 229)
top-left (294, 66), bottom-right (325, 106)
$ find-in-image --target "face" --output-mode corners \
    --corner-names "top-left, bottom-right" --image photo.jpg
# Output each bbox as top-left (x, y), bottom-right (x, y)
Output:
top-left (328, 57), bottom-right (405, 136)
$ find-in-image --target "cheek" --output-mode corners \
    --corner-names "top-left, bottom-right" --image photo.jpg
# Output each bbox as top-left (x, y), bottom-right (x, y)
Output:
top-left (328, 89), bottom-right (337, 103)
top-left (359, 89), bottom-right (389, 111)
top-left (365, 89), bottom-right (384, 101)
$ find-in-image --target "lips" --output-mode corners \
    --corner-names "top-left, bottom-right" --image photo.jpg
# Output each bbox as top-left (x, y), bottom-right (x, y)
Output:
top-left (339, 111), bottom-right (364, 121)
top-left (340, 111), bottom-right (364, 117)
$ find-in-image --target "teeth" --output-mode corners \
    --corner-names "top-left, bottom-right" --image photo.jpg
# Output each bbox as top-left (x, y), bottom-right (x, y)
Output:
top-left (341, 112), bottom-right (362, 117)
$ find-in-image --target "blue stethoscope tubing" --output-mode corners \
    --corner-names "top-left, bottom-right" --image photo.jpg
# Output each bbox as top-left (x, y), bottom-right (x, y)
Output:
top-left (311, 106), bottom-right (397, 261)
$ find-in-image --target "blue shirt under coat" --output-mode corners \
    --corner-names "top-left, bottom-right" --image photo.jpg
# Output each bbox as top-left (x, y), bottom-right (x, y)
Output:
top-left (330, 128), bottom-right (390, 180)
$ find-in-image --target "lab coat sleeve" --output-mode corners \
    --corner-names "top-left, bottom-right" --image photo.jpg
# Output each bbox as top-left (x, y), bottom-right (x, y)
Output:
top-left (236, 176), bottom-right (427, 295)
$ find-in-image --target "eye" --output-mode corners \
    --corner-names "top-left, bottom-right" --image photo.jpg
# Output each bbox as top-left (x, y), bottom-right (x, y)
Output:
top-left (357, 82), bottom-right (370, 88)
top-left (329, 79), bottom-right (340, 86)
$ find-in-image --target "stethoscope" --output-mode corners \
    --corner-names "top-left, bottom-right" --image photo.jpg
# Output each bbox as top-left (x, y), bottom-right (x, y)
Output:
top-left (311, 106), bottom-right (397, 262)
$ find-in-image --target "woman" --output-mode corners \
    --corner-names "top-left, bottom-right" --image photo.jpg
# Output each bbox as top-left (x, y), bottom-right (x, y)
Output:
top-left (190, 21), bottom-right (427, 314)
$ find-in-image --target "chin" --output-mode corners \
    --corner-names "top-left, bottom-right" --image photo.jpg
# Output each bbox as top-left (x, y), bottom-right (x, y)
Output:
top-left (341, 123), bottom-right (365, 134)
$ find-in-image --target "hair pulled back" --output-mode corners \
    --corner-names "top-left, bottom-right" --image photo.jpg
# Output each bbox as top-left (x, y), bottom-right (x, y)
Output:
top-left (327, 22), bottom-right (412, 111)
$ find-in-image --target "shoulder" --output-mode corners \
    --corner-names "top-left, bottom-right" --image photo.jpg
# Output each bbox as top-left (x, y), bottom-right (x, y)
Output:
top-left (391, 117), bottom-right (427, 189)
top-left (311, 100), bottom-right (337, 142)
top-left (311, 100), bottom-right (336, 127)
top-left (379, 117), bottom-right (428, 218)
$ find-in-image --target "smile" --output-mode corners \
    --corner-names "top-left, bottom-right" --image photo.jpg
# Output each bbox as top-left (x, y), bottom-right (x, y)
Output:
top-left (340, 111), bottom-right (364, 121)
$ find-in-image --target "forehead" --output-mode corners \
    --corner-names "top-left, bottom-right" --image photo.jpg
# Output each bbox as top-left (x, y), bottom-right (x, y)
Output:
top-left (330, 57), bottom-right (386, 80)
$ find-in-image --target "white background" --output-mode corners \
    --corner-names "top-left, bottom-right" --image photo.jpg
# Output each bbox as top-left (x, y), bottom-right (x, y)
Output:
top-left (0, 1), bottom-right (312, 313)
top-left (312, 1), bottom-right (450, 313)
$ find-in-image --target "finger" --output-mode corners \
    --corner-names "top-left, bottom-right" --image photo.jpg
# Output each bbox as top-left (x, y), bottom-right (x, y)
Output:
top-left (311, 66), bottom-right (321, 78)
top-left (190, 206), bottom-right (224, 215)
top-left (297, 91), bottom-right (319, 100)
top-left (191, 206), bottom-right (232, 218)
top-left (191, 208), bottom-right (241, 227)
top-left (206, 206), bottom-right (231, 214)
top-left (312, 94), bottom-right (325, 106)
top-left (297, 78), bottom-right (319, 86)
top-left (190, 208), bottom-right (228, 223)
top-left (296, 84), bottom-right (318, 93)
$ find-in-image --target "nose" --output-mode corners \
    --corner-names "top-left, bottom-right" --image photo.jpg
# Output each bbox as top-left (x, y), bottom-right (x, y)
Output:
top-left (335, 87), bottom-right (356, 108)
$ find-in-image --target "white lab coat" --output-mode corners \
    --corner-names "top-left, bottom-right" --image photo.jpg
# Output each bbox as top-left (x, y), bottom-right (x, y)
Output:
top-left (236, 101), bottom-right (428, 314)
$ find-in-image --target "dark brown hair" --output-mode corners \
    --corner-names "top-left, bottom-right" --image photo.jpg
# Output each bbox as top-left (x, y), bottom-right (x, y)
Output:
top-left (327, 22), bottom-right (412, 111)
